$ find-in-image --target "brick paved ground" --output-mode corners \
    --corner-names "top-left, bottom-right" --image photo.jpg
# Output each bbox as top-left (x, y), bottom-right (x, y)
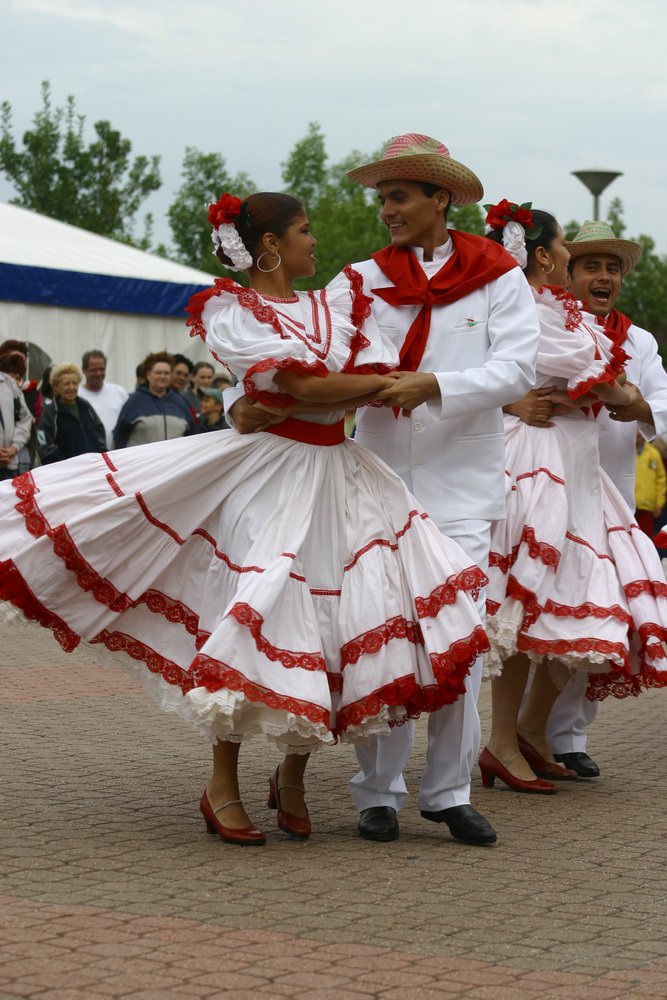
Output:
top-left (2, 621), bottom-right (667, 999)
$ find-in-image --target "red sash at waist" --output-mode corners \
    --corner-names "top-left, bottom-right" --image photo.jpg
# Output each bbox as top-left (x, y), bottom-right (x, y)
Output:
top-left (266, 417), bottom-right (346, 446)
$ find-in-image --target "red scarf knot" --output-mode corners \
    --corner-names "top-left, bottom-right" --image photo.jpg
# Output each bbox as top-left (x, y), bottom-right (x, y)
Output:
top-left (371, 231), bottom-right (518, 373)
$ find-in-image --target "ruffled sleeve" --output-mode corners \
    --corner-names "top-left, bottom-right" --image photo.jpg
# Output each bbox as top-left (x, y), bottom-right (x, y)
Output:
top-left (186, 279), bottom-right (328, 408)
top-left (534, 286), bottom-right (628, 399)
top-left (323, 266), bottom-right (399, 374)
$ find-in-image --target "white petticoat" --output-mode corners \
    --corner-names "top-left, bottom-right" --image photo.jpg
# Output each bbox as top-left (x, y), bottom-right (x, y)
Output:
top-left (0, 429), bottom-right (488, 750)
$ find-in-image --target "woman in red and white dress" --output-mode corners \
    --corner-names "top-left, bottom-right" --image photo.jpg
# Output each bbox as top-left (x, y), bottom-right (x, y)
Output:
top-left (480, 201), bottom-right (667, 794)
top-left (0, 191), bottom-right (488, 844)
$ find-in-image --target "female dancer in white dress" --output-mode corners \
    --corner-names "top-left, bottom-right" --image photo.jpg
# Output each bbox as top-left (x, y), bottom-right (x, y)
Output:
top-left (0, 191), bottom-right (488, 843)
top-left (479, 201), bottom-right (667, 794)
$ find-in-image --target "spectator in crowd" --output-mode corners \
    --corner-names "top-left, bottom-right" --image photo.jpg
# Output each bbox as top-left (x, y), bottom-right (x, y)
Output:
top-left (135, 362), bottom-right (147, 388)
top-left (0, 339), bottom-right (43, 420)
top-left (171, 354), bottom-right (194, 394)
top-left (40, 366), bottom-right (54, 401)
top-left (0, 350), bottom-right (38, 471)
top-left (196, 388), bottom-right (228, 432)
top-left (184, 361), bottom-right (215, 414)
top-left (0, 354), bottom-right (33, 480)
top-left (113, 351), bottom-right (196, 448)
top-left (78, 350), bottom-right (129, 450)
top-left (212, 372), bottom-right (234, 391)
top-left (37, 363), bottom-right (106, 464)
top-left (634, 430), bottom-right (667, 537)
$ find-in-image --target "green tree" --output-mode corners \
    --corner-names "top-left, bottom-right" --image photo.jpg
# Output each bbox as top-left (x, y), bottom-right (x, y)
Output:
top-left (281, 127), bottom-right (385, 288)
top-left (449, 203), bottom-right (485, 235)
top-left (167, 147), bottom-right (255, 274)
top-left (0, 82), bottom-right (161, 244)
top-left (281, 122), bottom-right (327, 210)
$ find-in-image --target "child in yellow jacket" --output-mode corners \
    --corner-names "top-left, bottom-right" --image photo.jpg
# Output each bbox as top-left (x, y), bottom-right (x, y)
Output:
top-left (635, 431), bottom-right (667, 537)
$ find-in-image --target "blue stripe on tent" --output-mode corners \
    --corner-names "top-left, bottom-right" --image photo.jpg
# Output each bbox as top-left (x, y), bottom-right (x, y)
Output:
top-left (0, 263), bottom-right (209, 317)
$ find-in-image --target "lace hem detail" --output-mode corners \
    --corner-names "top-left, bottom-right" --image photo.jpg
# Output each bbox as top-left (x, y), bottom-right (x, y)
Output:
top-left (337, 625), bottom-right (488, 731)
top-left (227, 603), bottom-right (327, 673)
top-left (587, 665), bottom-right (667, 701)
top-left (490, 526), bottom-right (561, 574)
top-left (0, 563), bottom-right (482, 741)
top-left (626, 579), bottom-right (667, 600)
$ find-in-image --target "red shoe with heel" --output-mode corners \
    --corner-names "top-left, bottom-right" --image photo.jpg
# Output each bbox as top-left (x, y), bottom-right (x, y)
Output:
top-left (199, 791), bottom-right (266, 846)
top-left (517, 735), bottom-right (578, 781)
top-left (268, 767), bottom-right (312, 839)
top-left (478, 747), bottom-right (558, 794)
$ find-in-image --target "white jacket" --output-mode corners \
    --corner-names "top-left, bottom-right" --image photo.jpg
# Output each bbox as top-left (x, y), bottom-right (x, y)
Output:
top-left (350, 247), bottom-right (539, 524)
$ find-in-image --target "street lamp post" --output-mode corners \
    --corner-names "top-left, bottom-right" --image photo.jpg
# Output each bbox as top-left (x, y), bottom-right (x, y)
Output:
top-left (572, 169), bottom-right (623, 221)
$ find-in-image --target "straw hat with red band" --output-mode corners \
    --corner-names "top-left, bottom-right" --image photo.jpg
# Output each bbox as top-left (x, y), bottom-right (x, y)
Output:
top-left (566, 220), bottom-right (643, 277)
top-left (346, 133), bottom-right (484, 206)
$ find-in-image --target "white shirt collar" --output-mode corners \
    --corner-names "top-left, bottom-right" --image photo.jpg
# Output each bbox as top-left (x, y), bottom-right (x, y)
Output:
top-left (409, 237), bottom-right (453, 263)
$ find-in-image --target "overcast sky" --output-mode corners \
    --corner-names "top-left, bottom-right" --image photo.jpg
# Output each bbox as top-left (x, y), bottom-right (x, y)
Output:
top-left (3, 0), bottom-right (666, 255)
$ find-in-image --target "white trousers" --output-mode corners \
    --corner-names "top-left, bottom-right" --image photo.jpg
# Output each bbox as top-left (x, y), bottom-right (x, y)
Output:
top-left (547, 675), bottom-right (599, 753)
top-left (349, 519), bottom-right (490, 813)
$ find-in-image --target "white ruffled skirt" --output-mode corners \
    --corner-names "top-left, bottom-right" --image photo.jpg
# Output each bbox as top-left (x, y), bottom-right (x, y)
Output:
top-left (0, 428), bottom-right (488, 751)
top-left (486, 412), bottom-right (667, 700)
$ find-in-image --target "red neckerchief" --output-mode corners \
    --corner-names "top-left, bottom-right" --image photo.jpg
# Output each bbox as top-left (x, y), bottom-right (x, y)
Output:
top-left (601, 308), bottom-right (632, 347)
top-left (371, 231), bottom-right (518, 372)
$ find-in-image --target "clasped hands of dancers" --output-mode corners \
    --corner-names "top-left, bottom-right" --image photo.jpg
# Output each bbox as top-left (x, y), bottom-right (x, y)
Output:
top-left (1, 133), bottom-right (665, 847)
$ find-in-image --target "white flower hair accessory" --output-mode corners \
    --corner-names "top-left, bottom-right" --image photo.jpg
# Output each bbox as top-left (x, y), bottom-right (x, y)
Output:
top-left (499, 220), bottom-right (528, 268)
top-left (208, 193), bottom-right (253, 272)
top-left (483, 199), bottom-right (543, 268)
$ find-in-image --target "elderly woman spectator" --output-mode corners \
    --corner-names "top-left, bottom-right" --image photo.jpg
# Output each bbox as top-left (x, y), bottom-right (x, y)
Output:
top-left (37, 363), bottom-right (105, 465)
top-left (113, 351), bottom-right (196, 448)
top-left (0, 352), bottom-right (34, 480)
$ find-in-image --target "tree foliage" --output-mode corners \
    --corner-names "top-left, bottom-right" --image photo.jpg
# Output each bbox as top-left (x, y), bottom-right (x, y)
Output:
top-left (0, 82), bottom-right (161, 244)
top-left (167, 147), bottom-right (255, 274)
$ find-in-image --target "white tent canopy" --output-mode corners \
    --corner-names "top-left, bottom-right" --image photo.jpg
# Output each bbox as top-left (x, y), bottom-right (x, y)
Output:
top-left (0, 202), bottom-right (219, 389)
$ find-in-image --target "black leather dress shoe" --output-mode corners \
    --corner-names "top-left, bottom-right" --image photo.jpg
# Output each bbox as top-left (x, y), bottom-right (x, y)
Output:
top-left (420, 804), bottom-right (497, 846)
top-left (357, 806), bottom-right (399, 842)
top-left (554, 752), bottom-right (600, 778)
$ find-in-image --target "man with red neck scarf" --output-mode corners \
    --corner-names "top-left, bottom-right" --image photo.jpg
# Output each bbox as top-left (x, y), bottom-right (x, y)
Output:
top-left (512, 221), bottom-right (667, 779)
top-left (341, 135), bottom-right (539, 846)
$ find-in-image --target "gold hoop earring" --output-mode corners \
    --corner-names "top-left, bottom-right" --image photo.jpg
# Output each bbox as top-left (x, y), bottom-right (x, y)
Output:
top-left (541, 262), bottom-right (555, 275)
top-left (256, 251), bottom-right (281, 273)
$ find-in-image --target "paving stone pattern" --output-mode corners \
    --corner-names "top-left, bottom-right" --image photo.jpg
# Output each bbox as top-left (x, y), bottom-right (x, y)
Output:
top-left (2, 621), bottom-right (667, 998)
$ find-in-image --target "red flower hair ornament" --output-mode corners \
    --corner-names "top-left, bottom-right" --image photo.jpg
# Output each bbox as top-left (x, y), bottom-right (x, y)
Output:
top-left (483, 199), bottom-right (543, 268)
top-left (208, 192), bottom-right (253, 272)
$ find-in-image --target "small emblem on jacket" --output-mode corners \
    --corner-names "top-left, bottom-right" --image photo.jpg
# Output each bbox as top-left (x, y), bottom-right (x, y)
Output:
top-left (465, 318), bottom-right (477, 328)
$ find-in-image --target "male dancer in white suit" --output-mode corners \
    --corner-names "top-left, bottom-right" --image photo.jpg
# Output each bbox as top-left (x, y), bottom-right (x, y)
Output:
top-left (341, 135), bottom-right (540, 844)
